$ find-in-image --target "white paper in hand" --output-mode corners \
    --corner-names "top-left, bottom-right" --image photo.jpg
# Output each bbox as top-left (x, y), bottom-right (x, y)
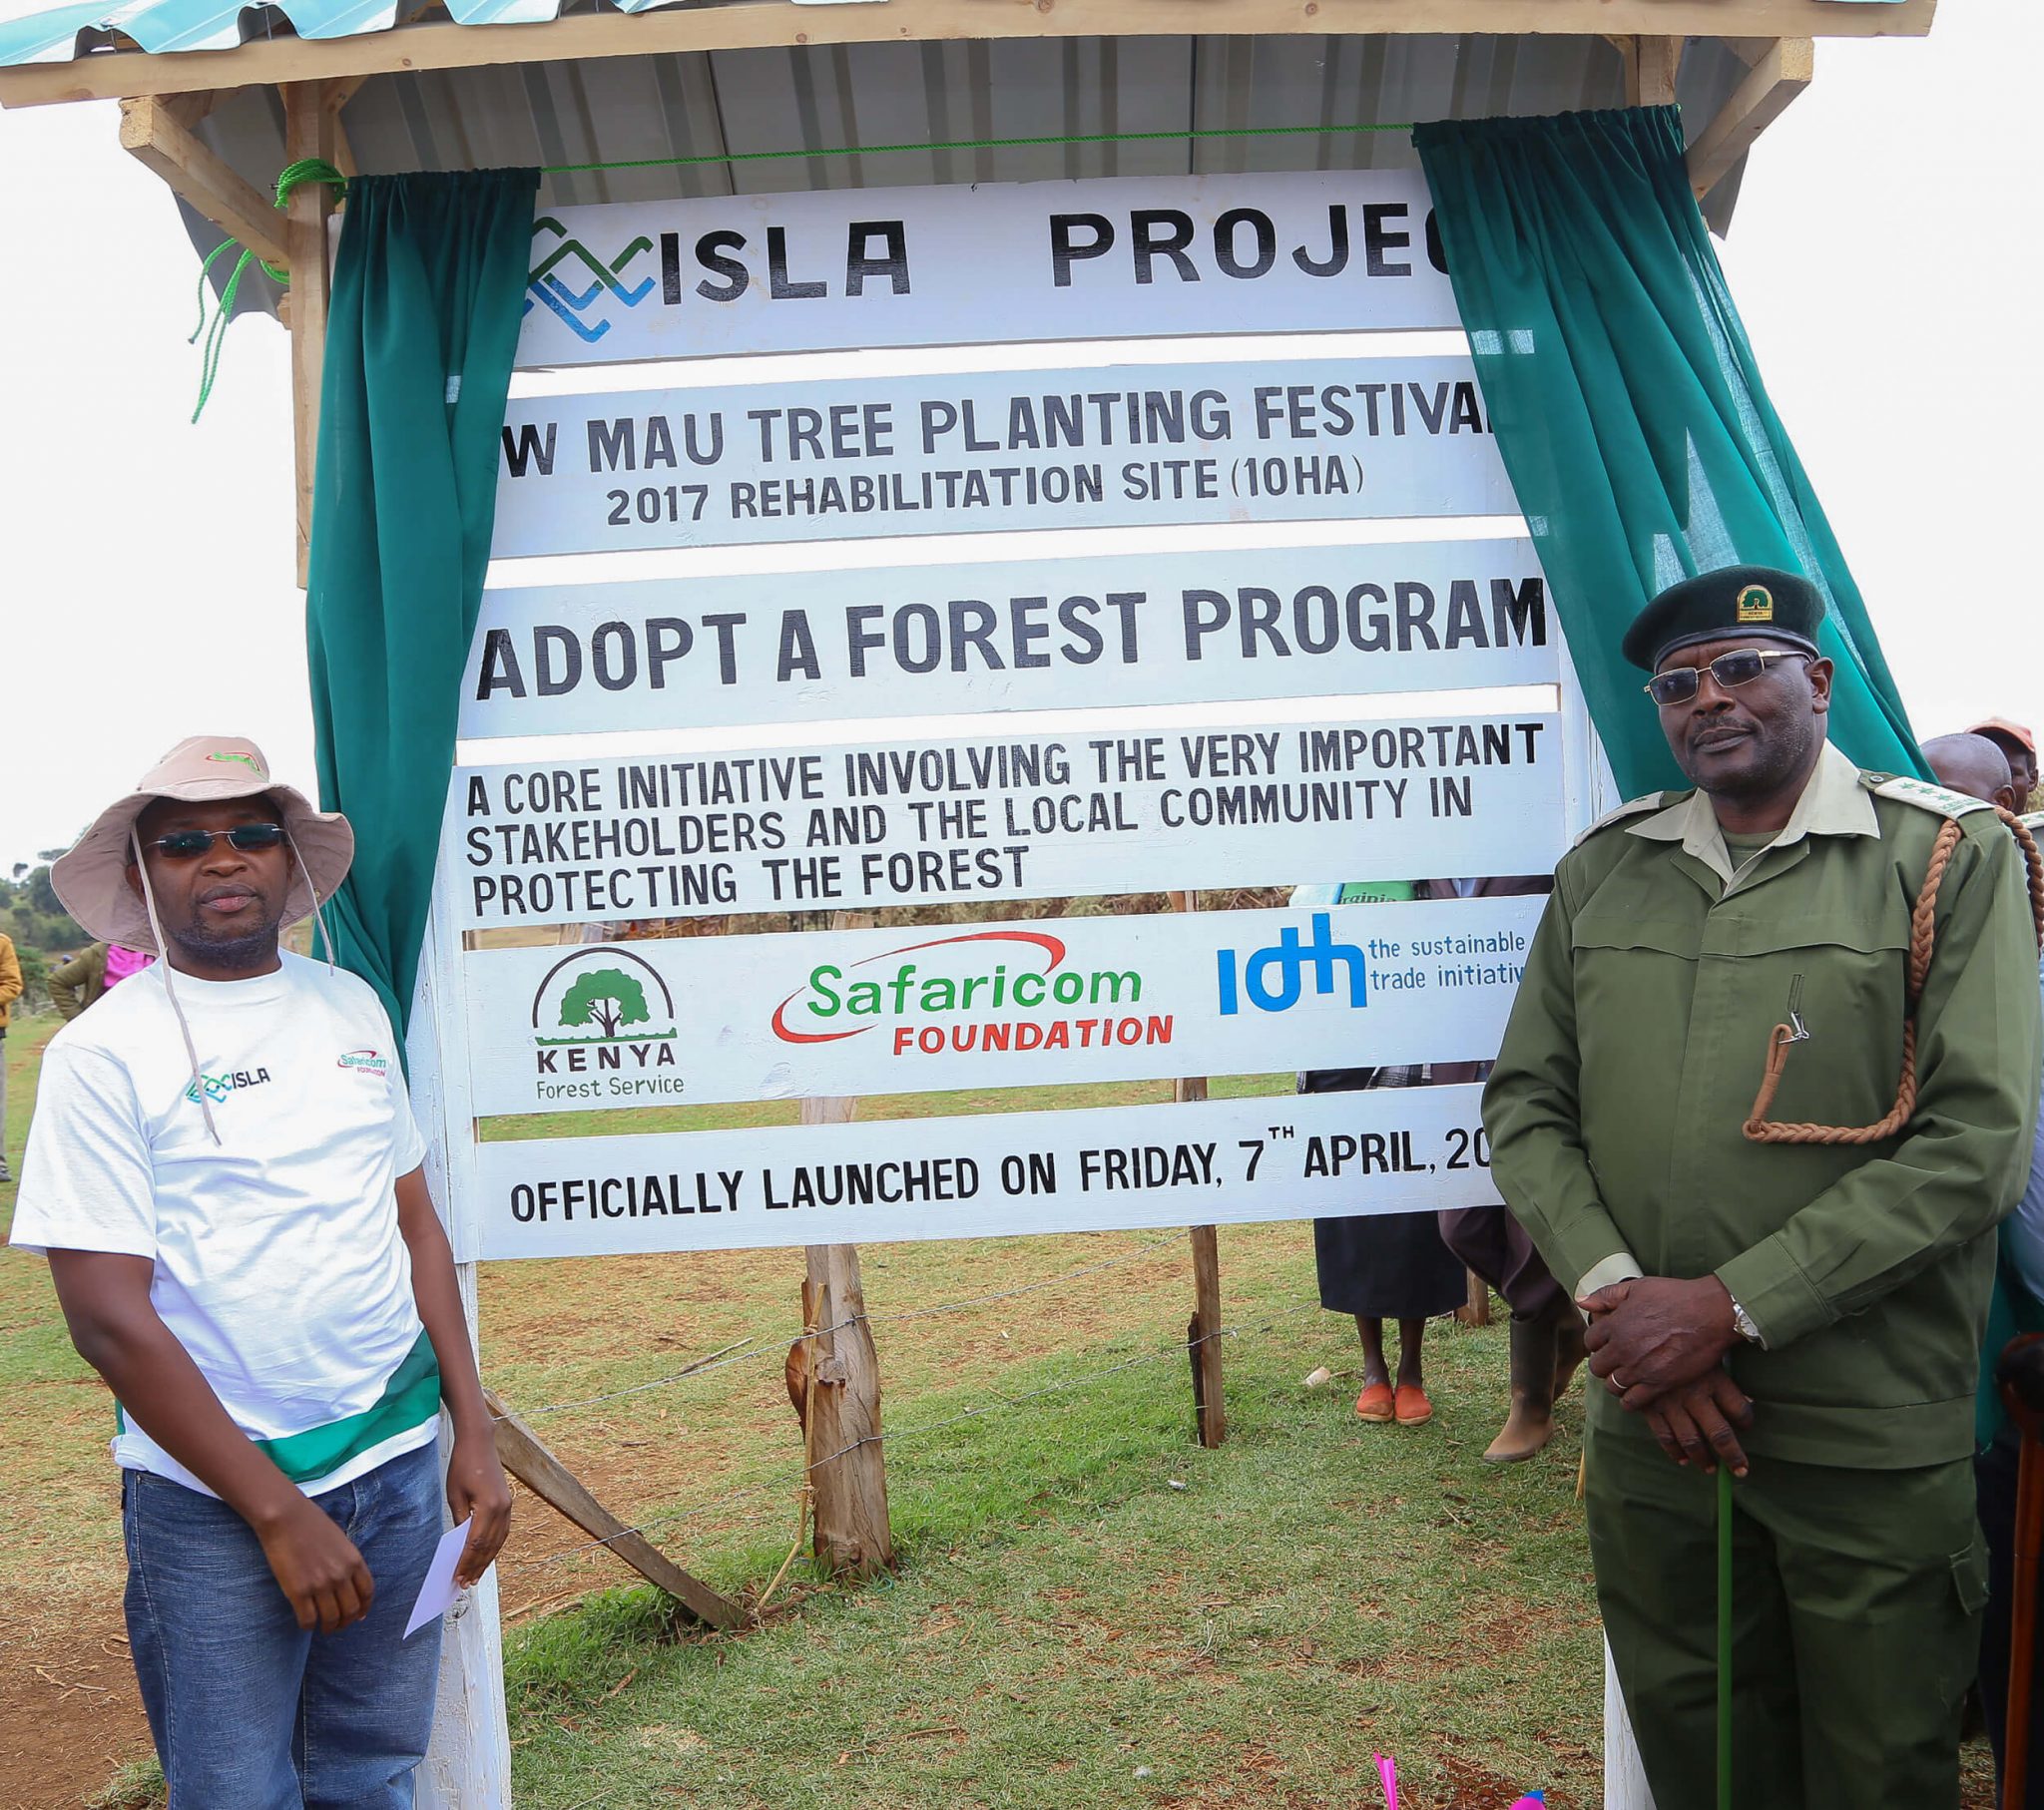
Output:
top-left (404, 1518), bottom-right (473, 1639)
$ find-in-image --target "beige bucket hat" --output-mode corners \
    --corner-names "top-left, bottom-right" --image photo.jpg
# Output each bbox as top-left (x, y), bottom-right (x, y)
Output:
top-left (52, 735), bottom-right (353, 954)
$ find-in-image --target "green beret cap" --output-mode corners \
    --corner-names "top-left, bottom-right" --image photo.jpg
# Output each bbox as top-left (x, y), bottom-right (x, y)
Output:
top-left (1621, 565), bottom-right (1825, 671)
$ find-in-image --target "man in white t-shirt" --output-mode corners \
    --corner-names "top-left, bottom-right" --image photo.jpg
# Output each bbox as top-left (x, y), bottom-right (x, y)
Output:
top-left (11, 735), bottom-right (510, 1808)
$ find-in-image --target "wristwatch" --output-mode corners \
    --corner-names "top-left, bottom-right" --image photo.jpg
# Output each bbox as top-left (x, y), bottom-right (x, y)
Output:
top-left (1728, 1295), bottom-right (1764, 1347)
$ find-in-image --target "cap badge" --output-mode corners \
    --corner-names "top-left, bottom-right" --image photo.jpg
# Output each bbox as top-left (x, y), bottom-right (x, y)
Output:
top-left (208, 751), bottom-right (265, 774)
top-left (1736, 584), bottom-right (1775, 625)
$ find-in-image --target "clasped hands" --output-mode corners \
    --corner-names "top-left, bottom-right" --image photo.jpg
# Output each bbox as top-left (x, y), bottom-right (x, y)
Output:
top-left (1577, 1275), bottom-right (1753, 1477)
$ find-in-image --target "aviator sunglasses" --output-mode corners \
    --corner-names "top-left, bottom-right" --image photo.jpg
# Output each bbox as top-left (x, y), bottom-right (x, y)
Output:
top-left (1644, 647), bottom-right (1810, 707)
top-left (147, 823), bottom-right (289, 859)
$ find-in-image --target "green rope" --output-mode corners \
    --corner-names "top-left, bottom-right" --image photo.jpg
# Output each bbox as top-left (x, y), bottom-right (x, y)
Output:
top-left (189, 158), bottom-right (345, 423)
top-left (1717, 1463), bottom-right (1733, 1810)
top-left (541, 119), bottom-right (1413, 177)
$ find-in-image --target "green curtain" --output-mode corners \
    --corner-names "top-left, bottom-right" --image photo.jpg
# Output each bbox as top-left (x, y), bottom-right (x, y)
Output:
top-left (1414, 107), bottom-right (1926, 799)
top-left (305, 170), bottom-right (539, 1039)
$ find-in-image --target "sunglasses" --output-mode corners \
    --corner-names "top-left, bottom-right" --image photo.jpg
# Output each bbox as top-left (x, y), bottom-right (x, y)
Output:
top-left (1645, 648), bottom-right (1810, 707)
top-left (147, 824), bottom-right (288, 859)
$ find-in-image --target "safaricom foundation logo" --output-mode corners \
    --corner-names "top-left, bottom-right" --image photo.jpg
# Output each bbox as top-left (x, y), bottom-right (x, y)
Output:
top-left (526, 217), bottom-right (655, 345)
top-left (771, 929), bottom-right (1174, 1059)
top-left (530, 948), bottom-right (683, 1105)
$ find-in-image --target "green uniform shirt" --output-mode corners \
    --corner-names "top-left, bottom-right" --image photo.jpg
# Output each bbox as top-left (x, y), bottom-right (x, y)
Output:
top-left (1484, 743), bottom-right (2043, 1469)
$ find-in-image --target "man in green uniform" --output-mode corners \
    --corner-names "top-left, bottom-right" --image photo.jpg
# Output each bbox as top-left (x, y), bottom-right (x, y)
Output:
top-left (1483, 565), bottom-right (2042, 1808)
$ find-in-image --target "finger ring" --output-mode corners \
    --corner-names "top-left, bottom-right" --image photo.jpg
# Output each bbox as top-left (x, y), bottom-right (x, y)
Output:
top-left (1613, 1371), bottom-right (1628, 1390)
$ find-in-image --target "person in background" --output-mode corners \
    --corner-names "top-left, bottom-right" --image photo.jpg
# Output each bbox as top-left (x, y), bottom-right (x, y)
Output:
top-left (1298, 878), bottom-right (1462, 1428)
top-left (1485, 567), bottom-right (2042, 1807)
top-left (10, 735), bottom-right (511, 1806)
top-left (1920, 734), bottom-right (2021, 818)
top-left (1922, 732), bottom-right (2044, 1808)
top-left (0, 928), bottom-right (19, 1183)
top-left (1971, 717), bottom-right (2039, 809)
top-left (1417, 876), bottom-right (1587, 1464)
top-left (47, 940), bottom-right (157, 1023)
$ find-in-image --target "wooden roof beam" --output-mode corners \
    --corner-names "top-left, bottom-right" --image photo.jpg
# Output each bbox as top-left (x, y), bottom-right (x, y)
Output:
top-left (2, 0), bottom-right (1935, 109)
top-left (1688, 35), bottom-right (1813, 203)
top-left (1620, 35), bottom-right (1683, 108)
top-left (118, 93), bottom-right (287, 268)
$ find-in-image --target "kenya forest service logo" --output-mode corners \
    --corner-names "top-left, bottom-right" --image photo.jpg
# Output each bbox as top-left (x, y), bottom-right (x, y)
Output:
top-left (206, 750), bottom-right (265, 774)
top-left (530, 948), bottom-right (682, 1100)
top-left (526, 217), bottom-right (655, 345)
top-left (1735, 584), bottom-right (1775, 625)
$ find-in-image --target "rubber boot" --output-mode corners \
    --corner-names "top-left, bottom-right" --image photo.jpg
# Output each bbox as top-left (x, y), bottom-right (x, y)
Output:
top-left (1552, 1309), bottom-right (1588, 1401)
top-left (1482, 1312), bottom-right (1560, 1464)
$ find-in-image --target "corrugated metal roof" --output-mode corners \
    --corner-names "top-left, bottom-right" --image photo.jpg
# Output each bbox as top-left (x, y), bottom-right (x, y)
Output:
top-left (0, 0), bottom-right (1757, 315)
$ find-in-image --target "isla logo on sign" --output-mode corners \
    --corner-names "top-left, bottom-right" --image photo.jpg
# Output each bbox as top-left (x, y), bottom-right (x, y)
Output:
top-left (530, 948), bottom-right (683, 1103)
top-left (1216, 913), bottom-right (1368, 1016)
top-left (526, 217), bottom-right (656, 345)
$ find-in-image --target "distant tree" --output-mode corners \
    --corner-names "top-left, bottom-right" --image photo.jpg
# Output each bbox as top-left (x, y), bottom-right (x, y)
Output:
top-left (558, 968), bottom-right (651, 1041)
top-left (26, 867), bottom-right (62, 918)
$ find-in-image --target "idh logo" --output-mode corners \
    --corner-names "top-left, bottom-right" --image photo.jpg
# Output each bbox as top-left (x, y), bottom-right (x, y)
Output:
top-left (1216, 913), bottom-right (1369, 1016)
top-left (772, 929), bottom-right (1171, 1058)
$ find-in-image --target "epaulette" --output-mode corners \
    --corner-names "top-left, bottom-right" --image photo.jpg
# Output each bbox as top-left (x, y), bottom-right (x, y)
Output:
top-left (1572, 792), bottom-right (1669, 848)
top-left (2022, 811), bottom-right (2044, 836)
top-left (1861, 772), bottom-right (1997, 818)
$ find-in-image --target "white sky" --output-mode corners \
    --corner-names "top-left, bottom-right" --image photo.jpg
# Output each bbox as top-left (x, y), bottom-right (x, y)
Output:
top-left (0, 0), bottom-right (2035, 870)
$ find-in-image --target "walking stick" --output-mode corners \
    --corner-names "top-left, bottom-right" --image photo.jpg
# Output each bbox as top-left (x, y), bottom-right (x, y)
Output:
top-left (2001, 1336), bottom-right (2044, 1809)
top-left (1718, 1464), bottom-right (1733, 1810)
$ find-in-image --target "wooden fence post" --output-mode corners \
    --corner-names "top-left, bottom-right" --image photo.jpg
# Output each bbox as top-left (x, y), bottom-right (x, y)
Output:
top-left (1170, 890), bottom-right (1227, 1448)
top-left (1458, 1269), bottom-right (1492, 1327)
top-left (794, 910), bottom-right (893, 1578)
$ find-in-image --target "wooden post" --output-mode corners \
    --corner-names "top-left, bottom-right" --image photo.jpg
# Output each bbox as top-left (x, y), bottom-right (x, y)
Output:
top-left (1622, 35), bottom-right (1684, 108)
top-left (1458, 1268), bottom-right (1492, 1327)
top-left (1170, 890), bottom-right (1227, 1448)
top-left (484, 1390), bottom-right (744, 1629)
top-left (280, 80), bottom-right (336, 589)
top-left (794, 911), bottom-right (893, 1578)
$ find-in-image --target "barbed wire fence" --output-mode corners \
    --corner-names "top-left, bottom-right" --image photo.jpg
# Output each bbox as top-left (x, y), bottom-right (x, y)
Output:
top-left (484, 1229), bottom-right (1341, 1616)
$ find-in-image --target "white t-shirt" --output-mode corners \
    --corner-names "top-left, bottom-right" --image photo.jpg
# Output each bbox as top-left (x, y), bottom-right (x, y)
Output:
top-left (12, 952), bottom-right (437, 1497)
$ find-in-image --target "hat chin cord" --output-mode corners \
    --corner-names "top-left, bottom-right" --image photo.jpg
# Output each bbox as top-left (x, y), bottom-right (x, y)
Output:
top-left (281, 826), bottom-right (337, 976)
top-left (130, 830), bottom-right (222, 1147)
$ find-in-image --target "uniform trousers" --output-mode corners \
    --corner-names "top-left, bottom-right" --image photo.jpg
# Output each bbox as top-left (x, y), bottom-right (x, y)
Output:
top-left (1586, 1418), bottom-right (1985, 1810)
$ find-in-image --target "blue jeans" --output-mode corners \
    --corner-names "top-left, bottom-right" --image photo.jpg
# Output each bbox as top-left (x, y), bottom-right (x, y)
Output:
top-left (123, 1440), bottom-right (446, 1809)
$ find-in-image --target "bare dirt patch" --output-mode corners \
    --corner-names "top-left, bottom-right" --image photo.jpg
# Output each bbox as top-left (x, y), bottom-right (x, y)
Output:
top-left (0, 1597), bottom-right (149, 1810)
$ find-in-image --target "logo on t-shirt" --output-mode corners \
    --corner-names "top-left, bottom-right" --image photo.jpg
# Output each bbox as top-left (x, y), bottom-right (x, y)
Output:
top-left (185, 1067), bottom-right (273, 1106)
top-left (337, 1049), bottom-right (391, 1078)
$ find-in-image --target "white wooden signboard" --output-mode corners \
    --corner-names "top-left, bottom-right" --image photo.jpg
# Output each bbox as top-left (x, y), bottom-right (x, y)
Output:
top-left (491, 357), bottom-right (1514, 557)
top-left (462, 536), bottom-right (1556, 738)
top-left (449, 712), bottom-right (1564, 927)
top-left (407, 167), bottom-right (1625, 1810)
top-left (517, 170), bottom-right (1459, 366)
top-left (463, 896), bottom-right (1543, 1115)
top-left (477, 1081), bottom-right (1500, 1258)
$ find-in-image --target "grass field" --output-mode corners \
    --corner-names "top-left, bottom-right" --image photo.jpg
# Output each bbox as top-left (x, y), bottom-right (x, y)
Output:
top-left (0, 1008), bottom-right (1999, 1809)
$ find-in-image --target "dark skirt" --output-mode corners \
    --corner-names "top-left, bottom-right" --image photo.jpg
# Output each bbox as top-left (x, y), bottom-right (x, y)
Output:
top-left (1302, 1066), bottom-right (1467, 1320)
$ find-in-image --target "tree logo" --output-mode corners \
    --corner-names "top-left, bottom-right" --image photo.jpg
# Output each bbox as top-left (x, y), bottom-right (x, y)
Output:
top-left (529, 948), bottom-right (682, 1094)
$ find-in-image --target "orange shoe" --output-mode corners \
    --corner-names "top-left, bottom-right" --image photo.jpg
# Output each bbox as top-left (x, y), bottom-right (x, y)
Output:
top-left (1354, 1382), bottom-right (1396, 1423)
top-left (1393, 1383), bottom-right (1434, 1427)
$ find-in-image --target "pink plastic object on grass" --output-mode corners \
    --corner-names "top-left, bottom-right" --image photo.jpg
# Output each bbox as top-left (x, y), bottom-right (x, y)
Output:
top-left (1374, 1753), bottom-right (1398, 1810)
top-left (1509, 1795), bottom-right (1546, 1808)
